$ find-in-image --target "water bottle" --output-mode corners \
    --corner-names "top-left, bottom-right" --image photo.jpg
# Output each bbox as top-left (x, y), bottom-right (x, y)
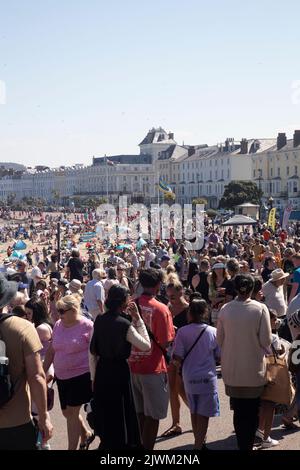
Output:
top-left (36, 430), bottom-right (43, 450)
top-left (0, 355), bottom-right (9, 379)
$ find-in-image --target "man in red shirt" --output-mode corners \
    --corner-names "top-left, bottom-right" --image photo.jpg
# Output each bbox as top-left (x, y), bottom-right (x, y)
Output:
top-left (129, 268), bottom-right (175, 450)
top-left (263, 229), bottom-right (271, 242)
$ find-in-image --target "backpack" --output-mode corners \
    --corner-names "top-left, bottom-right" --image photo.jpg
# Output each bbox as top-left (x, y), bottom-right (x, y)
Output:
top-left (0, 314), bottom-right (14, 408)
top-left (126, 277), bottom-right (135, 296)
top-left (278, 317), bottom-right (292, 343)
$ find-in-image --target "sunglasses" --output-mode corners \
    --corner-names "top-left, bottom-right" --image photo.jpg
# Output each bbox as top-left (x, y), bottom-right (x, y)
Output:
top-left (58, 308), bottom-right (69, 315)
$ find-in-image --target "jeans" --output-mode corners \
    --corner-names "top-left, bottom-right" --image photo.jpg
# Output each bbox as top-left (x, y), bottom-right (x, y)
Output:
top-left (231, 397), bottom-right (260, 450)
top-left (0, 421), bottom-right (37, 450)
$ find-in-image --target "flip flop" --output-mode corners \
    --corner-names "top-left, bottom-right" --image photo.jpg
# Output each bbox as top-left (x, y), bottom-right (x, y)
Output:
top-left (161, 426), bottom-right (182, 437)
top-left (79, 432), bottom-right (95, 450)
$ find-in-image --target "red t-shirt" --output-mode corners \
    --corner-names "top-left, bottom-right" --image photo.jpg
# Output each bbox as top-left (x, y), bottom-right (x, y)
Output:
top-left (280, 231), bottom-right (287, 243)
top-left (263, 230), bottom-right (271, 241)
top-left (129, 295), bottom-right (175, 375)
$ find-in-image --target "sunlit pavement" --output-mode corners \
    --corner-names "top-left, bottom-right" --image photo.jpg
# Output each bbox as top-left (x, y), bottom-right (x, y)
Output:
top-left (49, 378), bottom-right (300, 451)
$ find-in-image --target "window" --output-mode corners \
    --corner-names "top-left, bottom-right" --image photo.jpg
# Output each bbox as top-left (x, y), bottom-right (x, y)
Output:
top-left (253, 170), bottom-right (256, 178)
top-left (287, 167), bottom-right (290, 176)
top-left (270, 168), bottom-right (273, 177)
top-left (215, 171), bottom-right (217, 179)
top-left (215, 160), bottom-right (217, 166)
top-left (294, 182), bottom-right (297, 193)
top-left (277, 168), bottom-right (280, 177)
top-left (295, 166), bottom-right (298, 175)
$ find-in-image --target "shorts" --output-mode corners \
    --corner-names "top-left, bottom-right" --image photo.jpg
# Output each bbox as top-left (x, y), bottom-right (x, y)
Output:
top-left (131, 373), bottom-right (169, 420)
top-left (187, 392), bottom-right (220, 418)
top-left (56, 372), bottom-right (92, 410)
top-left (0, 421), bottom-right (38, 450)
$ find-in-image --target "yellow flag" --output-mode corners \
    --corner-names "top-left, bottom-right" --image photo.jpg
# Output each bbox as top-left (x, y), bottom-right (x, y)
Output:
top-left (268, 208), bottom-right (276, 231)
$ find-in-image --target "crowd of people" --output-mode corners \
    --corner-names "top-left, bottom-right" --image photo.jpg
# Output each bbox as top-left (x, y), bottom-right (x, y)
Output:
top-left (1, 209), bottom-right (300, 451)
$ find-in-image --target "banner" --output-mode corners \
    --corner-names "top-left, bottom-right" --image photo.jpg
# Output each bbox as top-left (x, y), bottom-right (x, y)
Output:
top-left (268, 208), bottom-right (276, 231)
top-left (282, 204), bottom-right (293, 230)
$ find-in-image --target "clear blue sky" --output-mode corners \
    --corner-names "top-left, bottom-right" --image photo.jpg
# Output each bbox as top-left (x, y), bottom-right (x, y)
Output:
top-left (0, 0), bottom-right (300, 167)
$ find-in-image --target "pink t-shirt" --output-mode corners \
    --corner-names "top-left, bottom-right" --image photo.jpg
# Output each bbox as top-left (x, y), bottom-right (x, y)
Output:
top-left (52, 317), bottom-right (94, 380)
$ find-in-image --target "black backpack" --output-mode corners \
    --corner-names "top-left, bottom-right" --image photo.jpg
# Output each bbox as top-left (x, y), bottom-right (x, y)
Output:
top-left (0, 314), bottom-right (14, 408)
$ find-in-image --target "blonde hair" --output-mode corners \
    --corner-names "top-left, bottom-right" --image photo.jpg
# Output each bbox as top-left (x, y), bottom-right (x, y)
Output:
top-left (166, 265), bottom-right (176, 275)
top-left (166, 276), bottom-right (183, 291)
top-left (56, 294), bottom-right (81, 312)
top-left (166, 272), bottom-right (180, 284)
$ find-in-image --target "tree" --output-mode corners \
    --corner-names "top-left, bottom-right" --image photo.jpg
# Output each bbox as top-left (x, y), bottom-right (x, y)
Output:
top-left (219, 181), bottom-right (263, 210)
top-left (7, 193), bottom-right (16, 207)
top-left (192, 198), bottom-right (208, 206)
top-left (164, 192), bottom-right (176, 205)
top-left (206, 209), bottom-right (218, 218)
top-left (51, 190), bottom-right (60, 206)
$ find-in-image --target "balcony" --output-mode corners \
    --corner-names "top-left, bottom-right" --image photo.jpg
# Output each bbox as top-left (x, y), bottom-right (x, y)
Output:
top-left (279, 191), bottom-right (288, 198)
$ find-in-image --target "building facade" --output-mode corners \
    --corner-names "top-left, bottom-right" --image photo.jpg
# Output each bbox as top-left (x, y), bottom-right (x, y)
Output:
top-left (252, 131), bottom-right (300, 210)
top-left (1, 127), bottom-right (300, 209)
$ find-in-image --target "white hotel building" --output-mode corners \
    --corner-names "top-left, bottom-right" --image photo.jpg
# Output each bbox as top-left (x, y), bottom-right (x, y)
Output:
top-left (0, 127), bottom-right (299, 208)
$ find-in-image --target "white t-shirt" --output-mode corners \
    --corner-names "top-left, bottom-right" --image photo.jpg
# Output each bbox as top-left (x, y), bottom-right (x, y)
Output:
top-left (84, 279), bottom-right (105, 312)
top-left (262, 281), bottom-right (287, 317)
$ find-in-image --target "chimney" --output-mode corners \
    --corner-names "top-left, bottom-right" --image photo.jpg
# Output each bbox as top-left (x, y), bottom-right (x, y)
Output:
top-left (168, 132), bottom-right (174, 140)
top-left (224, 138), bottom-right (230, 152)
top-left (293, 130), bottom-right (300, 148)
top-left (188, 146), bottom-right (195, 157)
top-left (240, 138), bottom-right (248, 154)
top-left (277, 132), bottom-right (287, 150)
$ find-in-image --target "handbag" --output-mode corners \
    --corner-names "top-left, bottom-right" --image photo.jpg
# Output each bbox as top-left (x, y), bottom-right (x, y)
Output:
top-left (288, 334), bottom-right (300, 374)
top-left (261, 345), bottom-right (295, 406)
top-left (46, 379), bottom-right (55, 411)
top-left (178, 326), bottom-right (208, 377)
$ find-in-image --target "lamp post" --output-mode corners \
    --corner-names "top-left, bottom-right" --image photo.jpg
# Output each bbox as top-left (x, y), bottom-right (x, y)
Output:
top-left (268, 196), bottom-right (274, 210)
top-left (258, 169), bottom-right (262, 221)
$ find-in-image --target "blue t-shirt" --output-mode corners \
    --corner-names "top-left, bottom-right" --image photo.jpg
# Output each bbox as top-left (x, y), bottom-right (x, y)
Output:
top-left (293, 268), bottom-right (300, 295)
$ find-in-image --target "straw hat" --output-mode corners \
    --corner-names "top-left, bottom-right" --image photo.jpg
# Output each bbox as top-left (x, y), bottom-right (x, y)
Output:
top-left (67, 279), bottom-right (83, 296)
top-left (270, 269), bottom-right (289, 282)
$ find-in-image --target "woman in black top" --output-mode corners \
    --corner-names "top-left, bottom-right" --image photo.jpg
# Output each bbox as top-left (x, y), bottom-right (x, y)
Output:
top-left (89, 285), bottom-right (150, 450)
top-left (191, 259), bottom-right (210, 302)
top-left (161, 279), bottom-right (189, 437)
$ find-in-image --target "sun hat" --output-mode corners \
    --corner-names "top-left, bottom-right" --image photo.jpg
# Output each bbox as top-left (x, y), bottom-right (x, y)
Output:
top-left (212, 263), bottom-right (226, 270)
top-left (67, 279), bottom-right (83, 295)
top-left (270, 269), bottom-right (289, 282)
top-left (3, 258), bottom-right (12, 266)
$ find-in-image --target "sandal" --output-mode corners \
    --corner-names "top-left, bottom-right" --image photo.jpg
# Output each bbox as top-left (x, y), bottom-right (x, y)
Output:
top-left (161, 425), bottom-right (182, 437)
top-left (79, 432), bottom-right (95, 450)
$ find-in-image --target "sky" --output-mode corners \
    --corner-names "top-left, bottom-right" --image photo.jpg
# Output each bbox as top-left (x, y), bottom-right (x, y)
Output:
top-left (0, 0), bottom-right (300, 167)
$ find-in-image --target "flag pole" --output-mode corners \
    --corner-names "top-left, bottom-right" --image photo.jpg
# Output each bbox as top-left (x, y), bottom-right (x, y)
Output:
top-left (105, 154), bottom-right (108, 202)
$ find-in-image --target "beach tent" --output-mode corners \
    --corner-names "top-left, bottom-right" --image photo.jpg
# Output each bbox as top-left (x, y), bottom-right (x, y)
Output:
top-left (14, 240), bottom-right (27, 250)
top-left (221, 215), bottom-right (257, 226)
